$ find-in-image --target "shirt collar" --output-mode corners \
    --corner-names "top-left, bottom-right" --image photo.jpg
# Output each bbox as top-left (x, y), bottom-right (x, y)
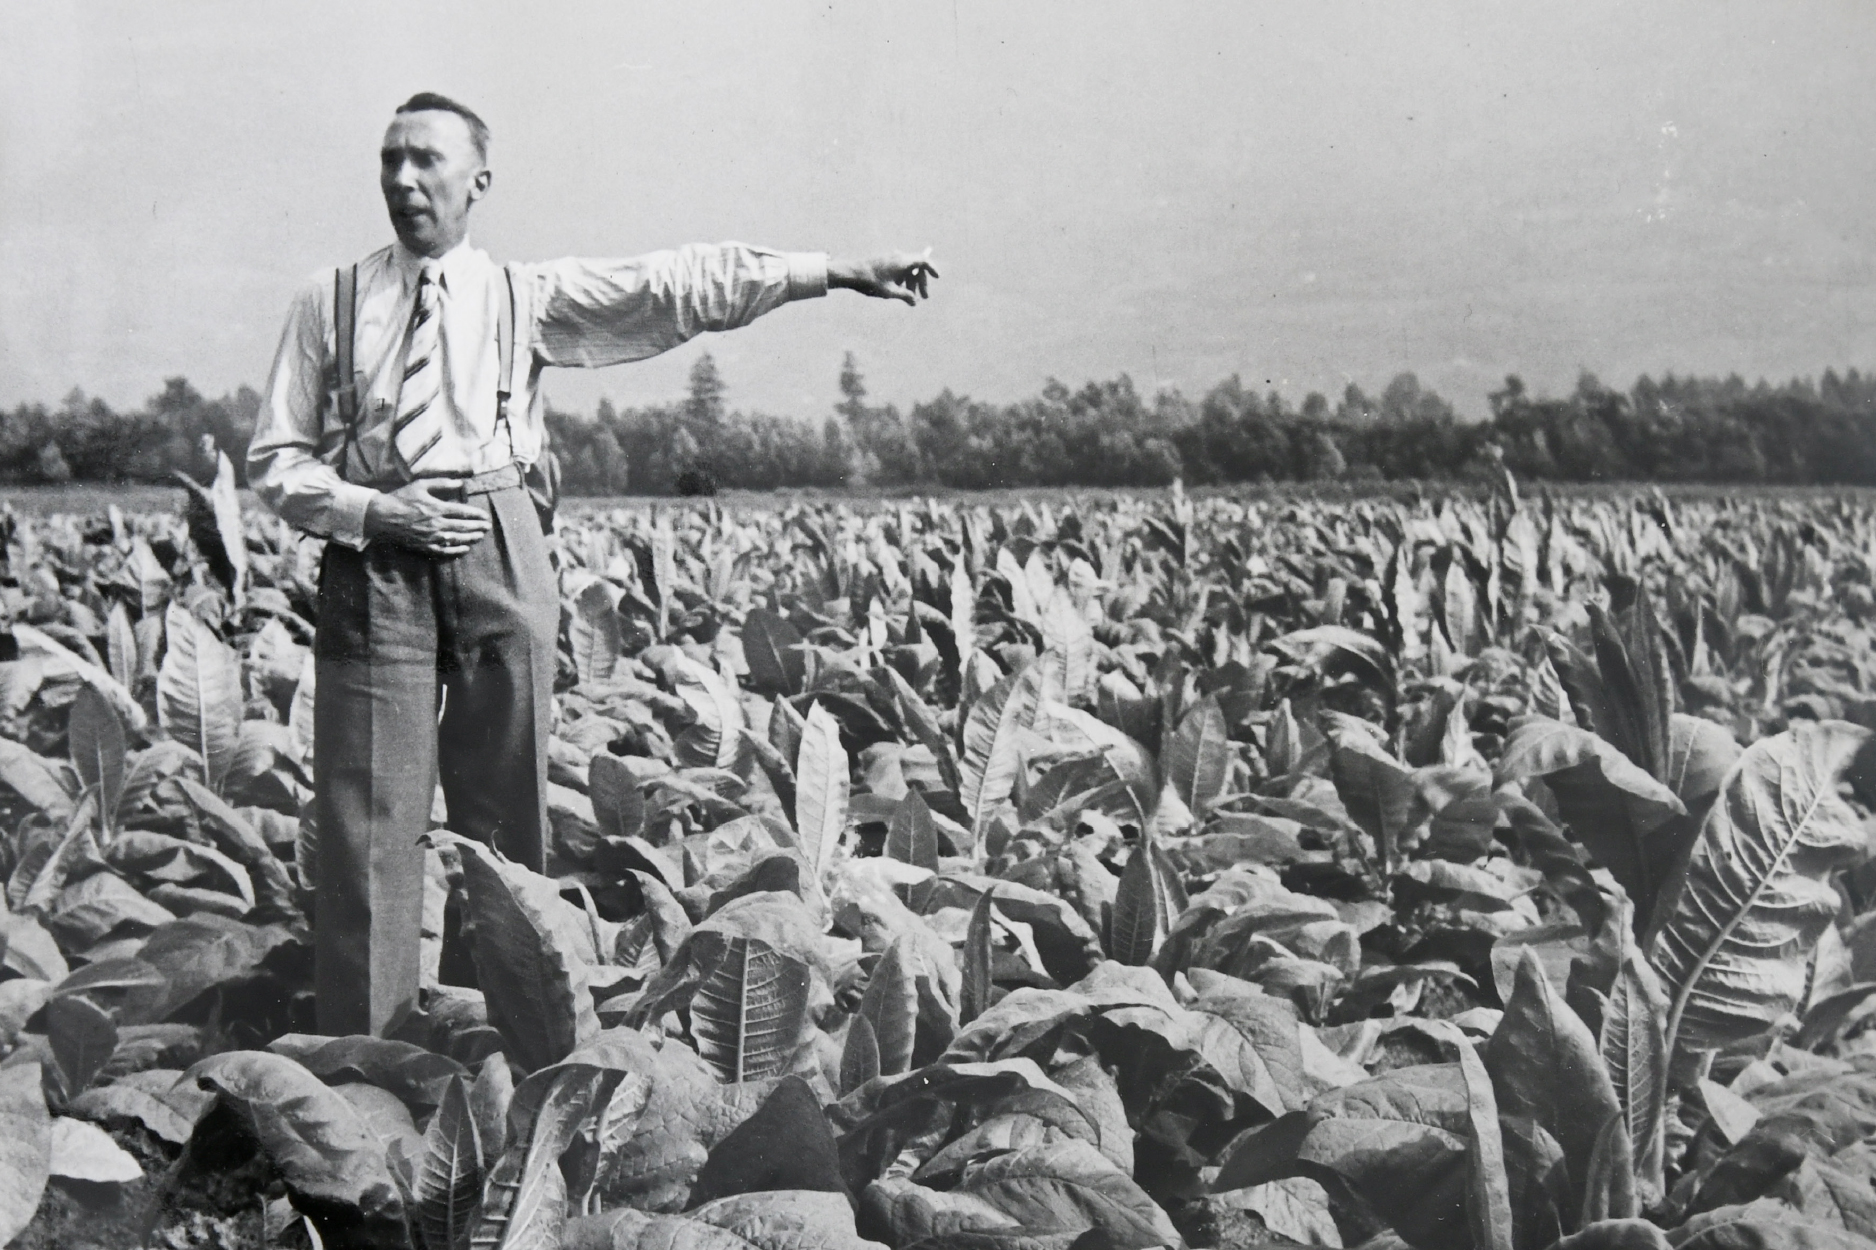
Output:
top-left (390, 237), bottom-right (478, 294)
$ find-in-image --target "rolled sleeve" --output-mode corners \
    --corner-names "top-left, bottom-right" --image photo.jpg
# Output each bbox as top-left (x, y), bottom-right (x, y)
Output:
top-left (526, 242), bottom-right (824, 369)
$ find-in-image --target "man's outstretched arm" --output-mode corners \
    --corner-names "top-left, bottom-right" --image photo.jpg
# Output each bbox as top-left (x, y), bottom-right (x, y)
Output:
top-left (525, 243), bottom-right (938, 369)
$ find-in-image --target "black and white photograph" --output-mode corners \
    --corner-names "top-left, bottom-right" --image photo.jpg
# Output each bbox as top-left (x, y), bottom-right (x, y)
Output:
top-left (3, 4), bottom-right (1876, 1248)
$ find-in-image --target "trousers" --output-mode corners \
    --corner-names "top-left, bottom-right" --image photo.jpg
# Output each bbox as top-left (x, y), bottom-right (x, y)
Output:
top-left (312, 471), bottom-right (557, 1036)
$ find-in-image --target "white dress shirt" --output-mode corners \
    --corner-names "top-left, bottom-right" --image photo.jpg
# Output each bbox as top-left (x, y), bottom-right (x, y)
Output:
top-left (248, 238), bottom-right (828, 549)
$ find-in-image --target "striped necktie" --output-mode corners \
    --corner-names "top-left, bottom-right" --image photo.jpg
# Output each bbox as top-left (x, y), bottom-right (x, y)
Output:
top-left (392, 261), bottom-right (445, 475)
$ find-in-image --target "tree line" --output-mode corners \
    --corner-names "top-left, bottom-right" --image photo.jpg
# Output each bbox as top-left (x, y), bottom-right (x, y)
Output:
top-left (4, 357), bottom-right (1875, 493)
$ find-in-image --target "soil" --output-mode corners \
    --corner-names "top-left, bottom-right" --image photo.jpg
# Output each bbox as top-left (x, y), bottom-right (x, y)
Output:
top-left (14, 1123), bottom-right (266, 1250)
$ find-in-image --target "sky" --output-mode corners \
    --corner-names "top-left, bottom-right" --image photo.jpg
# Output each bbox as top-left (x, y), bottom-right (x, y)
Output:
top-left (3, 1), bottom-right (1874, 422)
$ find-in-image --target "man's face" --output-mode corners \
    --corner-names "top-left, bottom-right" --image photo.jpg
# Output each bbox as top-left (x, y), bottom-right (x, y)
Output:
top-left (380, 110), bottom-right (489, 257)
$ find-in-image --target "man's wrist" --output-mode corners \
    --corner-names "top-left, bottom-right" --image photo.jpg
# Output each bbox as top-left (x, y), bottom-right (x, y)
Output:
top-left (331, 482), bottom-right (381, 551)
top-left (787, 252), bottom-right (830, 300)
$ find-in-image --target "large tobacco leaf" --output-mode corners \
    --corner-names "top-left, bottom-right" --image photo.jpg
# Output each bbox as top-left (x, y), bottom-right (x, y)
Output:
top-left (187, 1050), bottom-right (405, 1242)
top-left (960, 886), bottom-right (995, 1026)
top-left (1440, 1021), bottom-right (1513, 1250)
top-left (831, 1057), bottom-right (1099, 1189)
top-left (157, 603), bottom-right (244, 791)
top-left (1040, 587), bottom-right (1095, 707)
top-left (0, 737), bottom-right (77, 824)
top-left (1647, 714), bottom-right (1745, 929)
top-left (1494, 716), bottom-right (1684, 922)
top-left (266, 1034), bottom-right (468, 1112)
top-left (68, 1068), bottom-right (206, 1146)
top-left (13, 622), bottom-right (148, 732)
top-left (689, 936), bottom-right (811, 1084)
top-left (176, 447), bottom-right (250, 605)
top-left (688, 1076), bottom-right (846, 1206)
top-left (741, 608), bottom-right (807, 698)
top-left (883, 788), bottom-right (939, 872)
top-left (670, 653), bottom-right (744, 771)
top-left (924, 873), bottom-right (1105, 989)
top-left (1107, 836), bottom-right (1172, 966)
top-left (132, 913), bottom-right (293, 1022)
top-left (0, 1062), bottom-right (51, 1248)
top-left (175, 777), bottom-right (300, 920)
top-left (1162, 694), bottom-right (1231, 820)
top-left (1649, 720), bottom-right (1875, 1053)
top-left (1670, 1198), bottom-right (1873, 1249)
top-left (1212, 1063), bottom-right (1471, 1250)
top-left (524, 1030), bottom-right (771, 1214)
top-left (1599, 930), bottom-right (1671, 1201)
top-left (630, 890), bottom-right (830, 1029)
top-left (855, 937), bottom-right (918, 1077)
top-left (794, 701), bottom-right (849, 878)
top-left (569, 579), bottom-right (624, 685)
top-left (445, 835), bottom-right (599, 1073)
top-left (47, 993), bottom-right (117, 1100)
top-left (1323, 710), bottom-right (1416, 872)
top-left (1584, 599), bottom-right (1674, 786)
top-left (959, 660), bottom-right (1045, 838)
top-left (67, 685), bottom-right (126, 828)
top-left (414, 1075), bottom-right (482, 1250)
top-left (1483, 948), bottom-right (1622, 1213)
top-left (864, 1139), bottom-right (1177, 1250)
top-left (471, 1065), bottom-right (606, 1250)
top-left (1268, 625), bottom-right (1394, 693)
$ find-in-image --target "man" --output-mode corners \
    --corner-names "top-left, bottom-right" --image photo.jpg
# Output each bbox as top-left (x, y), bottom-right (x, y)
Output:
top-left (249, 92), bottom-right (937, 1037)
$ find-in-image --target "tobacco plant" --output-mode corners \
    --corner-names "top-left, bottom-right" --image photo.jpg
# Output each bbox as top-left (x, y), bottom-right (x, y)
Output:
top-left (1, 467), bottom-right (1876, 1249)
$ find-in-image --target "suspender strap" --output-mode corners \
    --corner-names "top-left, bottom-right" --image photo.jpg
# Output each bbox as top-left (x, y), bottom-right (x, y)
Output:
top-left (496, 266), bottom-right (516, 402)
top-left (496, 265), bottom-right (518, 458)
top-left (333, 264), bottom-right (362, 480)
top-left (334, 265), bottom-right (358, 424)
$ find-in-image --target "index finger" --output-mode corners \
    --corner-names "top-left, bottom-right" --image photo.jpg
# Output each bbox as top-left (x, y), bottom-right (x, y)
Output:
top-left (430, 501), bottom-right (489, 522)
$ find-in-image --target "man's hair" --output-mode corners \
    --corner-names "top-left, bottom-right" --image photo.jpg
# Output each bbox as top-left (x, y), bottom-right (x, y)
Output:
top-left (395, 92), bottom-right (490, 161)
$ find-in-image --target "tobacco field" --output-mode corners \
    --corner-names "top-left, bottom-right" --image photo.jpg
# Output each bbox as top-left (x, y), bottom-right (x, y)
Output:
top-left (4, 461), bottom-right (1876, 1250)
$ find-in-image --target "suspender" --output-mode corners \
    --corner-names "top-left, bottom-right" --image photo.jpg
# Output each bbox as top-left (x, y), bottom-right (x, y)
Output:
top-left (332, 264), bottom-right (362, 481)
top-left (330, 260), bottom-right (521, 478)
top-left (495, 265), bottom-right (517, 460)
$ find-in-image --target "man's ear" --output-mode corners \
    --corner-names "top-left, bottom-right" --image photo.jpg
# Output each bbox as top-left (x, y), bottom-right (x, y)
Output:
top-left (468, 167), bottom-right (493, 204)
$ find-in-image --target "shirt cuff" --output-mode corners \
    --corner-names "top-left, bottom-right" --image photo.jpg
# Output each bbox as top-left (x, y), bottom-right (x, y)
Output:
top-left (785, 252), bottom-right (828, 301)
top-left (327, 482), bottom-right (379, 551)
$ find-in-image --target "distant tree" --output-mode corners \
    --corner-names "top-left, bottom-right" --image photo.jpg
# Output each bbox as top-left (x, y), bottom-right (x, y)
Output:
top-left (1303, 427), bottom-right (1346, 480)
top-left (680, 352), bottom-right (729, 488)
top-left (687, 352), bottom-right (727, 430)
top-left (838, 352), bottom-right (867, 424)
top-left (1337, 383), bottom-right (1378, 423)
top-left (36, 441), bottom-right (71, 483)
top-left (589, 427), bottom-right (631, 494)
top-left (15, 358), bottom-right (1876, 492)
top-left (1488, 375), bottom-right (1526, 418)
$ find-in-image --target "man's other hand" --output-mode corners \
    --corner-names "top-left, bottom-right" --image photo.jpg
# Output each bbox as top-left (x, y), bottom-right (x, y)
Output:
top-left (364, 480), bottom-right (492, 556)
top-left (829, 249), bottom-right (940, 305)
